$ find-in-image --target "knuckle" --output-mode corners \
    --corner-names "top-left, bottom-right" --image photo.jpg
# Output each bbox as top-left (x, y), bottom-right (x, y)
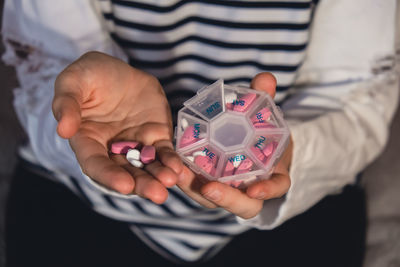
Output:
top-left (81, 154), bottom-right (100, 177)
top-left (260, 184), bottom-right (273, 199)
top-left (147, 74), bottom-right (161, 87)
top-left (55, 68), bottom-right (81, 93)
top-left (138, 123), bottom-right (171, 144)
top-left (273, 176), bottom-right (291, 199)
top-left (155, 139), bottom-right (174, 149)
top-left (268, 175), bottom-right (291, 199)
top-left (240, 202), bottom-right (263, 219)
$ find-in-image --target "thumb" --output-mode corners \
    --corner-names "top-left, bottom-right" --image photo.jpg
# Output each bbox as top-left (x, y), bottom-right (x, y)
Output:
top-left (52, 92), bottom-right (81, 139)
top-left (250, 72), bottom-right (277, 99)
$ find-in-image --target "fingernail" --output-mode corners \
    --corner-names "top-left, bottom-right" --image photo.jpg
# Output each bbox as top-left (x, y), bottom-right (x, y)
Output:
top-left (204, 189), bottom-right (221, 202)
top-left (255, 191), bottom-right (266, 200)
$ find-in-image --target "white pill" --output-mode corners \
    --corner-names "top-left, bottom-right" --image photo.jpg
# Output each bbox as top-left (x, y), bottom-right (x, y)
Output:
top-left (126, 149), bottom-right (140, 161)
top-left (181, 118), bottom-right (189, 130)
top-left (186, 156), bottom-right (194, 162)
top-left (224, 92), bottom-right (237, 104)
top-left (192, 150), bottom-right (207, 157)
top-left (232, 154), bottom-right (243, 168)
top-left (128, 158), bottom-right (144, 168)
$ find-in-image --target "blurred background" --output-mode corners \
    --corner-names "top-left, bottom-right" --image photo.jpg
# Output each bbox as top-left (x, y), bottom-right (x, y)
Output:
top-left (0, 1), bottom-right (399, 266)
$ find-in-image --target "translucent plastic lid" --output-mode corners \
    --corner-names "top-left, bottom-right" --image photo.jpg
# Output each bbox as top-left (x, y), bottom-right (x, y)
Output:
top-left (176, 80), bottom-right (290, 188)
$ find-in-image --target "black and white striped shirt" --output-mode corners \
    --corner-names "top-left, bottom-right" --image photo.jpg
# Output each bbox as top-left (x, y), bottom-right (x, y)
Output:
top-left (92, 0), bottom-right (316, 262)
top-left (5, 0), bottom-right (397, 264)
top-left (99, 0), bottom-right (317, 113)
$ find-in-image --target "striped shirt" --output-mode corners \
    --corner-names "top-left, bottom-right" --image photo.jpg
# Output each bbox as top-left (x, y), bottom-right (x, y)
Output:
top-left (98, 0), bottom-right (317, 113)
top-left (91, 0), bottom-right (316, 262)
top-left (3, 0), bottom-right (397, 264)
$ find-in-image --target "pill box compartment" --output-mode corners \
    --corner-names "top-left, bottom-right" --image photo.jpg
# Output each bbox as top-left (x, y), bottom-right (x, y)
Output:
top-left (217, 150), bottom-right (264, 187)
top-left (224, 85), bottom-right (261, 113)
top-left (176, 108), bottom-right (208, 149)
top-left (181, 144), bottom-right (224, 179)
top-left (176, 79), bottom-right (290, 188)
top-left (184, 81), bottom-right (225, 120)
top-left (249, 133), bottom-right (287, 170)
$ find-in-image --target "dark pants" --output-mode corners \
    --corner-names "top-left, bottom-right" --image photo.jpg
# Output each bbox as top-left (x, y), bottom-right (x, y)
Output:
top-left (6, 163), bottom-right (366, 267)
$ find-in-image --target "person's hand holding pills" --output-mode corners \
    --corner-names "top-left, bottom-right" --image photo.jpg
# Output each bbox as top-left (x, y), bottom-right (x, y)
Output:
top-left (177, 72), bottom-right (293, 219)
top-left (52, 52), bottom-right (183, 204)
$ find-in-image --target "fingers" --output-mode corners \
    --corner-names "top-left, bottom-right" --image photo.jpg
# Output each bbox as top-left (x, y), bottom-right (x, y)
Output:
top-left (135, 123), bottom-right (172, 145)
top-left (71, 133), bottom-right (172, 203)
top-left (177, 165), bottom-right (290, 218)
top-left (153, 140), bottom-right (183, 176)
top-left (177, 166), bottom-right (218, 208)
top-left (111, 127), bottom-right (183, 187)
top-left (244, 139), bottom-right (293, 199)
top-left (52, 92), bottom-right (82, 139)
top-left (131, 123), bottom-right (183, 175)
top-left (144, 160), bottom-right (178, 188)
top-left (200, 169), bottom-right (290, 219)
top-left (70, 134), bottom-right (135, 194)
top-left (112, 155), bottom-right (169, 204)
top-left (250, 72), bottom-right (277, 98)
top-left (246, 172), bottom-right (291, 200)
top-left (53, 71), bottom-right (83, 139)
top-left (201, 182), bottom-right (263, 219)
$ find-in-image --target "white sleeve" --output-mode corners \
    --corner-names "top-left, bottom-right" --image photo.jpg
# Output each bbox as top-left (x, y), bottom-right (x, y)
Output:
top-left (2, 0), bottom-right (128, 191)
top-left (238, 0), bottom-right (400, 228)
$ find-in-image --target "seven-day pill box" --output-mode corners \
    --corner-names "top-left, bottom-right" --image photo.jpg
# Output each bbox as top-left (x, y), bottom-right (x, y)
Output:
top-left (175, 79), bottom-right (290, 188)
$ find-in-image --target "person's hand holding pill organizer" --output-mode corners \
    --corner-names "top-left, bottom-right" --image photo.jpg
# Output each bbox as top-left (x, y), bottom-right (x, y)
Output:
top-left (178, 73), bottom-right (293, 219)
top-left (53, 51), bottom-right (293, 218)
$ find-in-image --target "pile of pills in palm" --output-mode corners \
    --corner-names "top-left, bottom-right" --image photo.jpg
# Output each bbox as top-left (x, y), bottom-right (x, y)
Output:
top-left (110, 141), bottom-right (156, 168)
top-left (175, 79), bottom-right (290, 188)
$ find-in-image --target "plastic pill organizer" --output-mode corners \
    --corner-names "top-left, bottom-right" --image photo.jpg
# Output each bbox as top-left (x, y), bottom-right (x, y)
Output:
top-left (175, 80), bottom-right (290, 188)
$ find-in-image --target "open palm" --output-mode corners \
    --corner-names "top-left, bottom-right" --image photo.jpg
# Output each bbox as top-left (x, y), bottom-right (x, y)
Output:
top-left (52, 52), bottom-right (183, 204)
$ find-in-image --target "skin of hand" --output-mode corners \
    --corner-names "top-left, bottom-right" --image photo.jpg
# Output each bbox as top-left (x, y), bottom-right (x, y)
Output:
top-left (52, 51), bottom-right (184, 204)
top-left (53, 51), bottom-right (293, 214)
top-left (177, 72), bottom-right (293, 219)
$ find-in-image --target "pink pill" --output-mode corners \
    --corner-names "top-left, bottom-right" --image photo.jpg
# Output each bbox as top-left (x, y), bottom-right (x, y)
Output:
top-left (202, 147), bottom-right (218, 165)
top-left (250, 146), bottom-right (266, 163)
top-left (239, 158), bottom-right (254, 169)
top-left (251, 107), bottom-right (271, 123)
top-left (194, 155), bottom-right (215, 174)
top-left (234, 158), bottom-right (254, 175)
top-left (180, 125), bottom-right (196, 148)
top-left (253, 122), bottom-right (276, 129)
top-left (262, 142), bottom-right (275, 158)
top-left (223, 160), bottom-right (235, 176)
top-left (251, 107), bottom-right (272, 128)
top-left (140, 145), bottom-right (156, 164)
top-left (233, 93), bottom-right (257, 112)
top-left (225, 103), bottom-right (233, 110)
top-left (179, 124), bottom-right (202, 148)
top-left (111, 141), bottom-right (139, 154)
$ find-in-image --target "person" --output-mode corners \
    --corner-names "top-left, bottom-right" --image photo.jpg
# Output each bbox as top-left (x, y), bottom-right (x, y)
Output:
top-left (2, 0), bottom-right (399, 266)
